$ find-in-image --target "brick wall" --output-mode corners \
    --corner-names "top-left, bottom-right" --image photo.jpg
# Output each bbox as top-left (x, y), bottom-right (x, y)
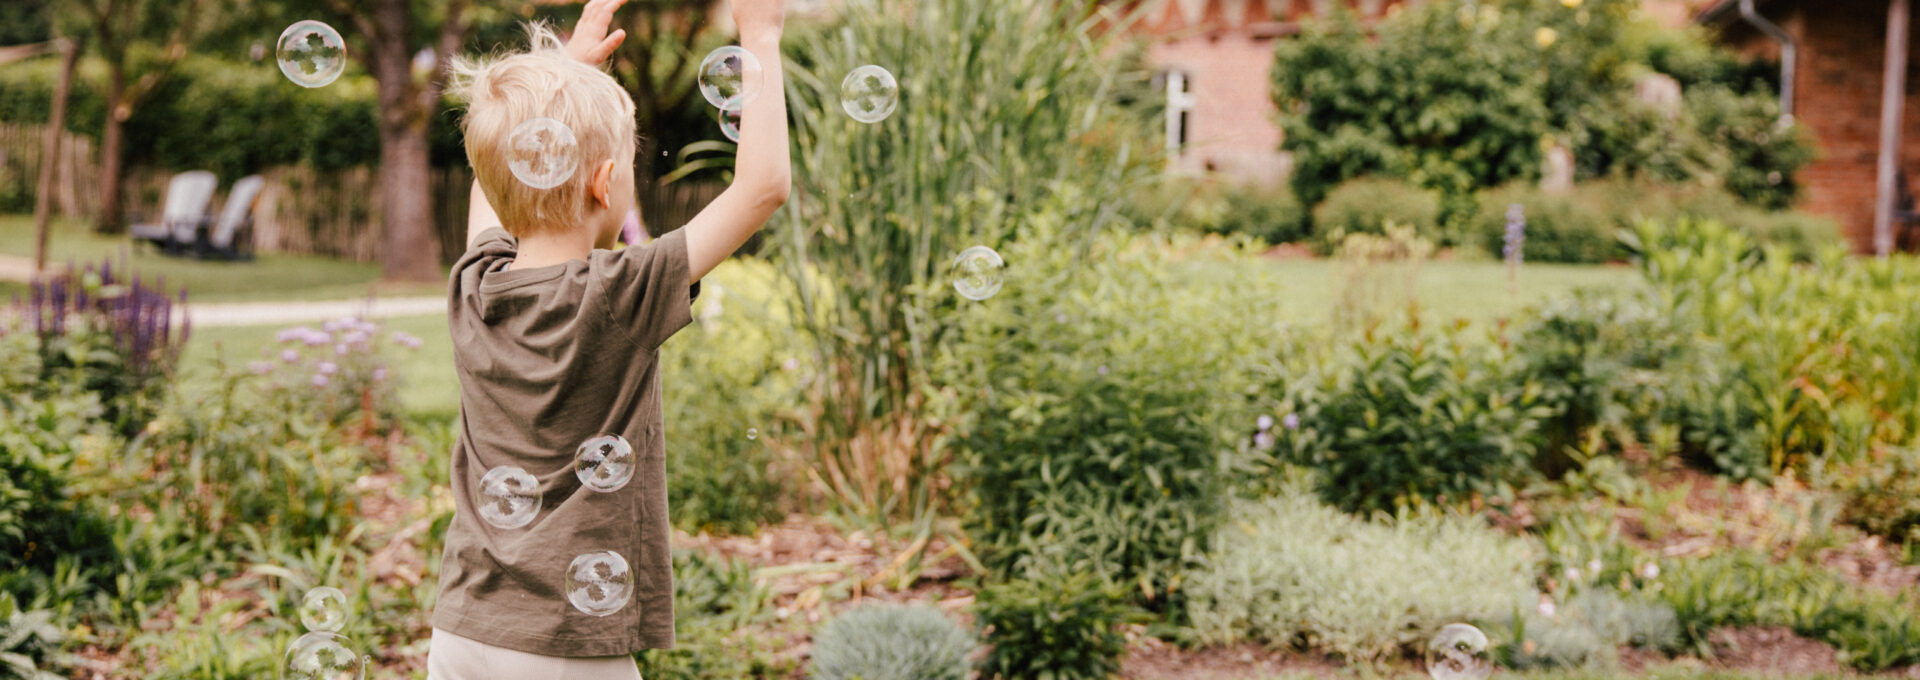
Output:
top-left (1714, 0), bottom-right (1918, 252)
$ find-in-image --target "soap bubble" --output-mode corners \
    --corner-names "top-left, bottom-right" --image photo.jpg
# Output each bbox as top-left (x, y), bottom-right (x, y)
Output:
top-left (698, 46), bottom-right (763, 110)
top-left (719, 107), bottom-right (743, 143)
top-left (574, 434), bottom-right (634, 493)
top-left (284, 631), bottom-right (365, 680)
top-left (477, 466), bottom-right (541, 530)
top-left (840, 65), bottom-right (900, 124)
top-left (565, 550), bottom-right (634, 617)
top-left (506, 117), bottom-right (579, 190)
top-left (1426, 623), bottom-right (1493, 680)
top-left (746, 428), bottom-right (758, 440)
top-left (277, 21), bottom-right (346, 88)
top-left (950, 245), bottom-right (1005, 301)
top-left (299, 586), bottom-right (350, 632)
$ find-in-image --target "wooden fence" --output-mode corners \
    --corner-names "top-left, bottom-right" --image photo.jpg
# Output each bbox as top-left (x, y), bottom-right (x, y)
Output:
top-left (1, 123), bottom-right (724, 265)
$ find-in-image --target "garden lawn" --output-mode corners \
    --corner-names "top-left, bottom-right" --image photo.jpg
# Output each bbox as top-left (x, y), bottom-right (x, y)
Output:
top-left (1180, 257), bottom-right (1638, 326)
top-left (0, 213), bottom-right (443, 303)
top-left (181, 314), bottom-right (460, 420)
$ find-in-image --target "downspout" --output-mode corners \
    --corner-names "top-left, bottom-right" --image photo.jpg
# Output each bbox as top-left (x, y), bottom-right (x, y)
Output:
top-left (1737, 0), bottom-right (1797, 123)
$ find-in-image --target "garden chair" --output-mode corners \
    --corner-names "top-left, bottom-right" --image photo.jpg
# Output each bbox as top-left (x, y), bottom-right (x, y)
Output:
top-left (129, 170), bottom-right (217, 254)
top-left (200, 174), bottom-right (264, 260)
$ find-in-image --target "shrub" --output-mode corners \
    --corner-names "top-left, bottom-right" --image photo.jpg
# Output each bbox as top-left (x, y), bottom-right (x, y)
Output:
top-left (658, 259), bottom-right (800, 535)
top-left (1272, 0), bottom-right (1815, 210)
top-left (0, 390), bottom-right (116, 602)
top-left (634, 549), bottom-right (787, 680)
top-left (1472, 181), bottom-right (1840, 264)
top-left (0, 594), bottom-right (67, 680)
top-left (974, 571), bottom-right (1136, 680)
top-left (248, 316), bottom-right (418, 433)
top-left (1182, 492), bottom-right (1539, 662)
top-left (1130, 179), bottom-right (1308, 244)
top-left (809, 604), bottom-right (976, 680)
top-left (1657, 550), bottom-right (1920, 671)
top-left (1268, 319), bottom-right (1548, 513)
top-left (20, 258), bottom-right (188, 434)
top-left (939, 227), bottom-right (1278, 603)
top-left (1473, 185), bottom-right (1620, 264)
top-left (1310, 178), bottom-right (1443, 254)
top-left (1830, 446), bottom-right (1920, 548)
top-left (1500, 590), bottom-right (1682, 670)
top-left (1628, 219), bottom-right (1920, 478)
top-left (1509, 292), bottom-right (1689, 476)
top-left (776, 0), bottom-right (1155, 522)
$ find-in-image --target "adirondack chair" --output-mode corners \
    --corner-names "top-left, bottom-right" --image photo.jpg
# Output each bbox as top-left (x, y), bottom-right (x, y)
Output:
top-left (200, 174), bottom-right (264, 260)
top-left (129, 171), bottom-right (217, 254)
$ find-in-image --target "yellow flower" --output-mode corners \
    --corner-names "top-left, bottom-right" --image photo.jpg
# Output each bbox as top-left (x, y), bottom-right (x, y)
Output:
top-left (1561, 0), bottom-right (1582, 7)
top-left (1535, 26), bottom-right (1559, 48)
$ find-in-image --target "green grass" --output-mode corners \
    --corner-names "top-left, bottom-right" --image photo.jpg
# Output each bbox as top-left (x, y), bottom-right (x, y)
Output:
top-left (0, 214), bottom-right (443, 303)
top-left (181, 314), bottom-right (460, 421)
top-left (1178, 257), bottom-right (1638, 326)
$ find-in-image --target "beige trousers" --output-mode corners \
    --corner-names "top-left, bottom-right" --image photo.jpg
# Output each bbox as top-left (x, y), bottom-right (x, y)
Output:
top-left (426, 628), bottom-right (643, 680)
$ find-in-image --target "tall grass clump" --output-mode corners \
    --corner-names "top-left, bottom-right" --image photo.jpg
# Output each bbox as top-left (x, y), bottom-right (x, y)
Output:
top-left (1183, 489), bottom-right (1539, 662)
top-left (775, 0), bottom-right (1157, 521)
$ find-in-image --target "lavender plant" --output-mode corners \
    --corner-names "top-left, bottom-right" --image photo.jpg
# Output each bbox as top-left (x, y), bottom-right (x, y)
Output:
top-left (1504, 203), bottom-right (1526, 295)
top-left (17, 256), bottom-right (188, 433)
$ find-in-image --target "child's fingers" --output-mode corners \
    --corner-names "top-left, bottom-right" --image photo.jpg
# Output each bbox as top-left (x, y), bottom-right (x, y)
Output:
top-left (589, 30), bottom-right (626, 62)
top-left (582, 0), bottom-right (629, 29)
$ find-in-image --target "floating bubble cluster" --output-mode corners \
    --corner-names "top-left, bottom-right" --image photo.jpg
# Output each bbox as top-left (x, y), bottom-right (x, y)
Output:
top-left (277, 21), bottom-right (346, 88)
top-left (1426, 623), bottom-right (1493, 680)
top-left (506, 117), bottom-right (580, 190)
top-left (574, 434), bottom-right (635, 493)
top-left (299, 586), bottom-right (350, 633)
top-left (477, 465), bottom-right (542, 530)
top-left (950, 245), bottom-right (1005, 301)
top-left (698, 46), bottom-right (764, 111)
top-left (565, 551), bottom-right (634, 617)
top-left (840, 65), bottom-right (899, 124)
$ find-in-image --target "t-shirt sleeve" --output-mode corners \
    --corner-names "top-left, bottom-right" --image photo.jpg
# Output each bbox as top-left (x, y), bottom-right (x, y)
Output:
top-left (592, 228), bottom-right (699, 351)
top-left (449, 227), bottom-right (517, 301)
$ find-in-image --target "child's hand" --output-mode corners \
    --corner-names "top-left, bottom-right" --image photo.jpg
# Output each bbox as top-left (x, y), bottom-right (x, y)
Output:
top-left (731, 0), bottom-right (787, 42)
top-left (566, 0), bottom-right (629, 65)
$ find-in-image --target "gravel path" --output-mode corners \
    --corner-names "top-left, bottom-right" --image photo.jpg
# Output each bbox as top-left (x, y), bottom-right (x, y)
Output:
top-left (175, 296), bottom-right (445, 328)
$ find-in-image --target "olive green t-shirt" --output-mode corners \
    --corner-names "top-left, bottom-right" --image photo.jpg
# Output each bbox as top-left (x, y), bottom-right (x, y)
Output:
top-left (432, 227), bottom-right (697, 657)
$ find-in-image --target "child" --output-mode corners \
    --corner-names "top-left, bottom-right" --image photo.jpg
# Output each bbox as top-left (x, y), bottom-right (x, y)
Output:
top-left (427, 0), bottom-right (789, 676)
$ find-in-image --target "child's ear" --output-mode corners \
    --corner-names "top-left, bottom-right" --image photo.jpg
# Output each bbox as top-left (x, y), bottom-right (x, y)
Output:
top-left (589, 159), bottom-right (617, 209)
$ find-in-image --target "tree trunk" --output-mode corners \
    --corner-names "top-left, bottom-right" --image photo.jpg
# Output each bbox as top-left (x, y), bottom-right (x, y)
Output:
top-left (95, 60), bottom-right (128, 235)
top-left (368, 0), bottom-right (443, 281)
top-left (34, 37), bottom-right (79, 271)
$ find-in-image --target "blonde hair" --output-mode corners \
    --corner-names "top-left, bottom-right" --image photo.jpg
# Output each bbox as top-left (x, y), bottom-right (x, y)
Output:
top-left (448, 23), bottom-right (637, 237)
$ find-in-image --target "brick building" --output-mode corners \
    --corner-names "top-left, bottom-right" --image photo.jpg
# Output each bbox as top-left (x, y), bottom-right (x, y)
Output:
top-left (1125, 0), bottom-right (1409, 183)
top-left (1699, 0), bottom-right (1919, 253)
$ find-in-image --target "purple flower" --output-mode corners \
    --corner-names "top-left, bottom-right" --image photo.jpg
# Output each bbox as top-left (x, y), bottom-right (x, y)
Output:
top-left (248, 361), bottom-right (272, 375)
top-left (1055, 313), bottom-right (1067, 324)
top-left (392, 331), bottom-right (423, 349)
top-left (783, 358), bottom-right (800, 372)
top-left (317, 361), bottom-right (338, 375)
top-left (281, 349), bottom-right (300, 363)
top-left (1097, 365), bottom-right (1109, 376)
top-left (342, 331), bottom-right (369, 345)
top-left (1282, 413), bottom-right (1300, 430)
top-left (334, 343), bottom-right (349, 355)
top-left (1253, 432), bottom-right (1274, 449)
top-left (311, 373), bottom-right (331, 387)
top-left (371, 367), bottom-right (388, 382)
top-left (1257, 415), bottom-right (1274, 431)
top-left (1503, 204), bottom-right (1526, 267)
top-left (277, 326), bottom-right (312, 343)
top-left (302, 330), bottom-right (330, 346)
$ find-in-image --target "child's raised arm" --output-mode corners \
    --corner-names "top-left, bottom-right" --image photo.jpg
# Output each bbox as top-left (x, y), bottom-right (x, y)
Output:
top-left (678, 0), bottom-right (792, 283)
